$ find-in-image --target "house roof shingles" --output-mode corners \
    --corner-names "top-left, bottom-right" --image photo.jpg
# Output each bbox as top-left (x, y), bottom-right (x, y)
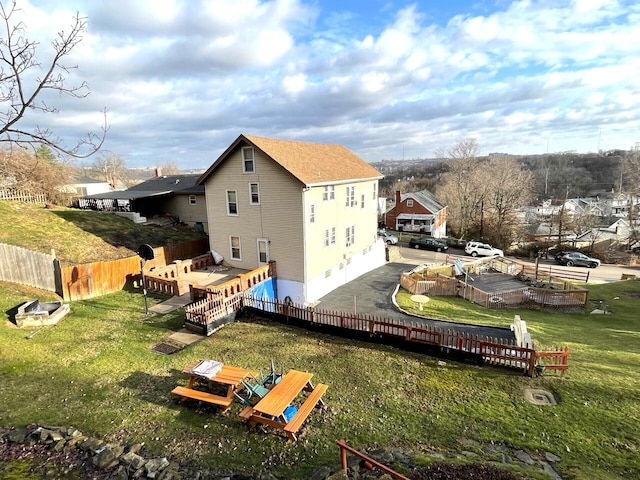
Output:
top-left (198, 134), bottom-right (383, 187)
top-left (81, 174), bottom-right (204, 200)
top-left (403, 190), bottom-right (445, 213)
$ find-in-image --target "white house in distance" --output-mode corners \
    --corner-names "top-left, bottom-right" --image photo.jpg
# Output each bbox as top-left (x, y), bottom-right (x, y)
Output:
top-left (197, 134), bottom-right (386, 305)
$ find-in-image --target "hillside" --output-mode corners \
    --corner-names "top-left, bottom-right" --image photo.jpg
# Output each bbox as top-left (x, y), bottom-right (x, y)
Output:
top-left (0, 201), bottom-right (207, 266)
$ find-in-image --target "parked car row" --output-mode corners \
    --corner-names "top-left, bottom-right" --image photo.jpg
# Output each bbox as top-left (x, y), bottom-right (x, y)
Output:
top-left (408, 237), bottom-right (448, 252)
top-left (378, 228), bottom-right (603, 269)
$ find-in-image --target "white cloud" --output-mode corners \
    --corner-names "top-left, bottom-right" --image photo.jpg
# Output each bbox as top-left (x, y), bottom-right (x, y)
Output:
top-left (7, 0), bottom-right (640, 166)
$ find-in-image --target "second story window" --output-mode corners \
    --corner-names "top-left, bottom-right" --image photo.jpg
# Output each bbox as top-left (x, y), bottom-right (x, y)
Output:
top-left (189, 195), bottom-right (197, 205)
top-left (226, 190), bottom-right (238, 215)
top-left (373, 183), bottom-right (377, 200)
top-left (323, 185), bottom-right (335, 201)
top-left (407, 199), bottom-right (414, 207)
top-left (310, 203), bottom-right (316, 223)
top-left (249, 183), bottom-right (260, 205)
top-left (242, 147), bottom-right (255, 173)
top-left (361, 194), bottom-right (365, 209)
top-left (346, 186), bottom-right (355, 207)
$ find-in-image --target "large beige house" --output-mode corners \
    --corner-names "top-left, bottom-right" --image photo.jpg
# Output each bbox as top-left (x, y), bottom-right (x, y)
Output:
top-left (197, 134), bottom-right (385, 305)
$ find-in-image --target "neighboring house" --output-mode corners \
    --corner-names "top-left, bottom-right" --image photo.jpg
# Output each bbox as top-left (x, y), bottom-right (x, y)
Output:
top-left (384, 190), bottom-right (447, 237)
top-left (574, 218), bottom-right (631, 248)
top-left (79, 172), bottom-right (208, 231)
top-left (526, 222), bottom-right (577, 243)
top-left (61, 175), bottom-right (124, 197)
top-left (196, 134), bottom-right (385, 305)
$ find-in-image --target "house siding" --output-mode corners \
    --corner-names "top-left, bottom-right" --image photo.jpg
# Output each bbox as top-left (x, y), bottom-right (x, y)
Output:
top-left (302, 179), bottom-right (385, 303)
top-left (204, 144), bottom-right (305, 282)
top-left (165, 195), bottom-right (209, 232)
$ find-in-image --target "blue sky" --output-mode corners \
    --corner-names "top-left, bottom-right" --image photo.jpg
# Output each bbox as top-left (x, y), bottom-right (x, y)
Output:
top-left (11, 0), bottom-right (640, 169)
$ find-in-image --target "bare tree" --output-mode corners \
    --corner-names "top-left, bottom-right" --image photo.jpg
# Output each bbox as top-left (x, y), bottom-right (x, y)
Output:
top-left (436, 138), bottom-right (485, 238)
top-left (621, 144), bottom-right (640, 248)
top-left (0, 147), bottom-right (73, 203)
top-left (481, 155), bottom-right (535, 248)
top-left (89, 152), bottom-right (129, 185)
top-left (159, 161), bottom-right (181, 175)
top-left (0, 0), bottom-right (107, 157)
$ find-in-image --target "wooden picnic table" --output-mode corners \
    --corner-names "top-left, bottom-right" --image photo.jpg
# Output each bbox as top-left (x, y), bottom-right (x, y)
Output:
top-left (240, 369), bottom-right (328, 441)
top-left (171, 360), bottom-right (257, 413)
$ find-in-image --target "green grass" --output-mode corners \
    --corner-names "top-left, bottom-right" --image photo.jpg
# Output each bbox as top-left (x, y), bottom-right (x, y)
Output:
top-left (0, 201), bottom-right (206, 266)
top-left (1, 280), bottom-right (640, 479)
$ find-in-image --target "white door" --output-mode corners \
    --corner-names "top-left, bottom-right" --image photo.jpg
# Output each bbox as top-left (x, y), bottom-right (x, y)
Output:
top-left (257, 238), bottom-right (269, 265)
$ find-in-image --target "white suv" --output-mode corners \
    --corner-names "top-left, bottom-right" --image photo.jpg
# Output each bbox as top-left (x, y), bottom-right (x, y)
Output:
top-left (465, 241), bottom-right (504, 257)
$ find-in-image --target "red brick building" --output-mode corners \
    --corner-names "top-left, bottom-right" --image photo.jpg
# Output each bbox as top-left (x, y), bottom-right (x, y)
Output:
top-left (385, 190), bottom-right (447, 237)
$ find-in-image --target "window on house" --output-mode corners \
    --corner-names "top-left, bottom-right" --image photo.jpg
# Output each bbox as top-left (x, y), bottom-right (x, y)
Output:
top-left (249, 183), bottom-right (260, 205)
top-left (230, 236), bottom-right (241, 260)
top-left (226, 190), bottom-right (238, 215)
top-left (310, 204), bottom-right (316, 223)
top-left (189, 195), bottom-right (197, 205)
top-left (361, 194), bottom-right (365, 209)
top-left (322, 185), bottom-right (335, 201)
top-left (324, 227), bottom-right (336, 247)
top-left (345, 225), bottom-right (355, 247)
top-left (407, 199), bottom-right (414, 207)
top-left (373, 183), bottom-right (377, 200)
top-left (242, 147), bottom-right (255, 173)
top-left (325, 269), bottom-right (331, 278)
top-left (346, 186), bottom-right (355, 207)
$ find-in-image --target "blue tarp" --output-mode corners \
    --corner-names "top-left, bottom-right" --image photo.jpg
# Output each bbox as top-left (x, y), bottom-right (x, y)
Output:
top-left (248, 277), bottom-right (277, 311)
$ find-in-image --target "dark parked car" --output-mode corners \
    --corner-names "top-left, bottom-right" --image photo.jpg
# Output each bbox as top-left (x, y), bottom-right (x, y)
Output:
top-left (558, 252), bottom-right (600, 268)
top-left (408, 237), bottom-right (448, 252)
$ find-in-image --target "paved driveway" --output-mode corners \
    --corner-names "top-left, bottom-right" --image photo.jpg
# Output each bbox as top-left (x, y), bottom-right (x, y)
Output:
top-left (316, 261), bottom-right (514, 340)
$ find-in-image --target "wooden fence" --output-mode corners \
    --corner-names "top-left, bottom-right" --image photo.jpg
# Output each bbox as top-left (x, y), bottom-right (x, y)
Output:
top-left (0, 243), bottom-right (59, 293)
top-left (402, 257), bottom-right (589, 310)
top-left (184, 263), bottom-right (277, 334)
top-left (61, 237), bottom-right (209, 301)
top-left (243, 295), bottom-right (543, 375)
top-left (0, 189), bottom-right (47, 204)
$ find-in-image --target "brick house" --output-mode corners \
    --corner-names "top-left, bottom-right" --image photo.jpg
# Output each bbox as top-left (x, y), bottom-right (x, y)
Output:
top-left (385, 190), bottom-right (447, 237)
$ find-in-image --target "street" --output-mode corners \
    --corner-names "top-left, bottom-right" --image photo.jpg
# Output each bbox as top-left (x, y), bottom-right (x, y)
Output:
top-left (398, 244), bottom-right (640, 283)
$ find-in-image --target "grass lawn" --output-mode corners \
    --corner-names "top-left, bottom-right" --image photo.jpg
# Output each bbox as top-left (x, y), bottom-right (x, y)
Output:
top-left (1, 279), bottom-right (640, 479)
top-left (0, 201), bottom-right (206, 266)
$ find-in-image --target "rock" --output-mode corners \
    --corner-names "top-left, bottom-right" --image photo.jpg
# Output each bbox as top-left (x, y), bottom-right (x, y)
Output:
top-left (128, 442), bottom-right (144, 454)
top-left (482, 445), bottom-right (499, 456)
top-left (79, 437), bottom-right (105, 453)
top-left (67, 427), bottom-right (83, 438)
top-left (93, 444), bottom-right (124, 470)
top-left (500, 453), bottom-right (512, 464)
top-left (545, 451), bottom-right (561, 463)
top-left (306, 465), bottom-right (332, 480)
top-left (53, 438), bottom-right (67, 451)
top-left (145, 457), bottom-right (170, 477)
top-left (540, 461), bottom-right (563, 480)
top-left (368, 448), bottom-right (394, 464)
top-left (122, 450), bottom-right (147, 470)
top-left (458, 438), bottom-right (480, 449)
top-left (114, 465), bottom-right (130, 480)
top-left (7, 427), bottom-right (29, 443)
top-left (391, 449), bottom-right (412, 465)
top-left (513, 449), bottom-right (535, 465)
top-left (325, 470), bottom-right (349, 480)
top-left (66, 435), bottom-right (87, 447)
top-left (460, 451), bottom-right (478, 457)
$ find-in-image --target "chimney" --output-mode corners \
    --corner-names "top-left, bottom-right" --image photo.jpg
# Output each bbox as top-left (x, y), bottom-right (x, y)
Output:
top-left (395, 190), bottom-right (401, 206)
top-left (155, 167), bottom-right (162, 177)
top-left (112, 177), bottom-right (118, 189)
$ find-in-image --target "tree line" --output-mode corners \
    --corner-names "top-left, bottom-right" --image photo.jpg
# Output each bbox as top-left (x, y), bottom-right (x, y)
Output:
top-left (376, 139), bottom-right (640, 250)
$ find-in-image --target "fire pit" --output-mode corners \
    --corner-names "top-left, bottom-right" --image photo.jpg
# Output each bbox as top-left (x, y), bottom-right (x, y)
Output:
top-left (14, 299), bottom-right (71, 328)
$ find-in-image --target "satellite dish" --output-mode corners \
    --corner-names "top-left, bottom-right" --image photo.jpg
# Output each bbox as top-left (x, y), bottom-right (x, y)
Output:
top-left (138, 244), bottom-right (155, 261)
